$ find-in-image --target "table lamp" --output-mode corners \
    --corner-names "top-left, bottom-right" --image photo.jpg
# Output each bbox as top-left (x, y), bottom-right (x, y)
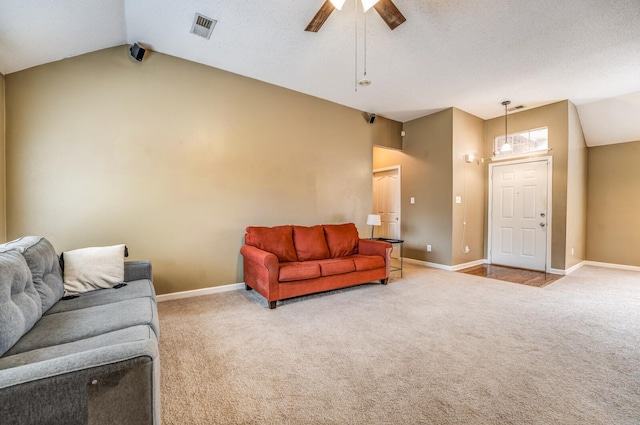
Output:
top-left (366, 214), bottom-right (381, 239)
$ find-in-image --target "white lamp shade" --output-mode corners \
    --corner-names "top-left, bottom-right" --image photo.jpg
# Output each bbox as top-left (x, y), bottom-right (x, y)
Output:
top-left (361, 0), bottom-right (379, 12)
top-left (366, 214), bottom-right (382, 226)
top-left (330, 0), bottom-right (346, 10)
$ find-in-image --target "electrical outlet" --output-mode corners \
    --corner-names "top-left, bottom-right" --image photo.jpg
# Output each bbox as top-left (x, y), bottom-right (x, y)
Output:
top-left (571, 247), bottom-right (575, 256)
top-left (427, 244), bottom-right (432, 252)
top-left (464, 246), bottom-right (470, 253)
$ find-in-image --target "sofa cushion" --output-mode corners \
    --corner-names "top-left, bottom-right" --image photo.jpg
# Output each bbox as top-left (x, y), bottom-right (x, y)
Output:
top-left (0, 325), bottom-right (157, 388)
top-left (351, 254), bottom-right (385, 271)
top-left (4, 297), bottom-right (159, 356)
top-left (323, 223), bottom-right (360, 258)
top-left (292, 225), bottom-right (330, 261)
top-left (0, 250), bottom-right (43, 357)
top-left (279, 262), bottom-right (321, 282)
top-left (318, 258), bottom-right (356, 276)
top-left (2, 237), bottom-right (64, 314)
top-left (45, 279), bottom-right (156, 315)
top-left (246, 226), bottom-right (297, 262)
top-left (62, 244), bottom-right (126, 295)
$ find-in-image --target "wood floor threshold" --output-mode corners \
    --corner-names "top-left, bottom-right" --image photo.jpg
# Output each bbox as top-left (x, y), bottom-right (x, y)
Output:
top-left (458, 264), bottom-right (563, 287)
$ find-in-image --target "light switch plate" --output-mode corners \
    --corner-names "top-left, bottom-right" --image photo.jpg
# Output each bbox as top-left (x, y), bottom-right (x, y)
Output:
top-left (455, 196), bottom-right (462, 204)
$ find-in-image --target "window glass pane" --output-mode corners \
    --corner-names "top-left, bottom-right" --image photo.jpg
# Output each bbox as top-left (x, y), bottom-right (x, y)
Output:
top-left (495, 127), bottom-right (548, 157)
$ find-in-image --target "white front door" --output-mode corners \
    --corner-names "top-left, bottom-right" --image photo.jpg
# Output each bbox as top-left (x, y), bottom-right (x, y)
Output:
top-left (490, 159), bottom-right (550, 271)
top-left (372, 167), bottom-right (401, 240)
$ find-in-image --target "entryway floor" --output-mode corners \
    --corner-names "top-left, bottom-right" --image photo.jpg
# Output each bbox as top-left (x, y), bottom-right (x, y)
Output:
top-left (458, 264), bottom-right (564, 287)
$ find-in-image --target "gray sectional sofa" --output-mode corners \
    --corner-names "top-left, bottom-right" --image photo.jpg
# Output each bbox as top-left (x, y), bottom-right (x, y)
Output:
top-left (0, 236), bottom-right (160, 425)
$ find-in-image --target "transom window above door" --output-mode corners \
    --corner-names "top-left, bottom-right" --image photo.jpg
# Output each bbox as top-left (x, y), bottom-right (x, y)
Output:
top-left (494, 127), bottom-right (549, 159)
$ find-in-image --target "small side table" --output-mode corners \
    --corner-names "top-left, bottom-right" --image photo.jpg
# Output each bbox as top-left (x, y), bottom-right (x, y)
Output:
top-left (373, 238), bottom-right (404, 277)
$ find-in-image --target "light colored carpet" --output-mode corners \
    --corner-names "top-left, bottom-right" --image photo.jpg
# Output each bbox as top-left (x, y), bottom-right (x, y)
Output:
top-left (158, 264), bottom-right (640, 424)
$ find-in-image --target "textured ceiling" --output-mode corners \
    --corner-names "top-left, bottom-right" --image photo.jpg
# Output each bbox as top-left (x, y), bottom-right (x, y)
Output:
top-left (1, 0), bottom-right (640, 145)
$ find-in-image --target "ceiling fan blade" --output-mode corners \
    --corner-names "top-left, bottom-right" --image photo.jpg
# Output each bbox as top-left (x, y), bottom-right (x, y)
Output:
top-left (305, 0), bottom-right (336, 32)
top-left (373, 0), bottom-right (406, 30)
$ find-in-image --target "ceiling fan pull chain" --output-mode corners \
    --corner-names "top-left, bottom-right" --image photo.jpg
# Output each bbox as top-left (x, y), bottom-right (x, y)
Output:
top-left (354, 0), bottom-right (358, 92)
top-left (364, 8), bottom-right (367, 78)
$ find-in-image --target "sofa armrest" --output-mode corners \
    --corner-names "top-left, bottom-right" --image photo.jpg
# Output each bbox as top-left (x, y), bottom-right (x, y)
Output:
top-left (124, 261), bottom-right (152, 282)
top-left (358, 239), bottom-right (392, 257)
top-left (358, 239), bottom-right (393, 276)
top-left (240, 245), bottom-right (280, 302)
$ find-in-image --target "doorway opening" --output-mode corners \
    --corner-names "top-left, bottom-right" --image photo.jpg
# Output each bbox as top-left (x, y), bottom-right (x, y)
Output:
top-left (372, 166), bottom-right (401, 240)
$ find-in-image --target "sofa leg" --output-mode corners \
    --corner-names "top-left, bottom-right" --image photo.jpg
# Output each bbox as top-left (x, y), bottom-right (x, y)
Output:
top-left (269, 301), bottom-right (277, 309)
top-left (245, 284), bottom-right (252, 291)
top-left (381, 278), bottom-right (389, 285)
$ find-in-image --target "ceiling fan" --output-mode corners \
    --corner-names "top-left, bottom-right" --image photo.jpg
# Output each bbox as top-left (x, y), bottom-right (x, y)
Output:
top-left (305, 0), bottom-right (406, 32)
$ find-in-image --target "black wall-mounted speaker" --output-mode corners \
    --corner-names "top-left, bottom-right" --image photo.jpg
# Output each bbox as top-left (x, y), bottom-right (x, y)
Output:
top-left (368, 113), bottom-right (376, 124)
top-left (130, 43), bottom-right (146, 62)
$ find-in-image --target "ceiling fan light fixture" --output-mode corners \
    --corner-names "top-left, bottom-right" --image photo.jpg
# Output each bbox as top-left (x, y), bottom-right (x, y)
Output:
top-left (361, 0), bottom-right (380, 12)
top-left (330, 0), bottom-right (346, 10)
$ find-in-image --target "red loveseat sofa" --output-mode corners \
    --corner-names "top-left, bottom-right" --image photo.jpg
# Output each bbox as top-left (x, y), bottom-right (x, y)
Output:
top-left (240, 223), bottom-right (393, 309)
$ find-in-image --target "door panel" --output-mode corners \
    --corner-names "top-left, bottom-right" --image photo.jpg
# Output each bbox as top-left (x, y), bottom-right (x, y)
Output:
top-left (372, 168), bottom-right (400, 241)
top-left (491, 160), bottom-right (548, 271)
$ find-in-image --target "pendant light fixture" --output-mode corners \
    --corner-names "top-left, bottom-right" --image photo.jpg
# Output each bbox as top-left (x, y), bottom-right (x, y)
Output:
top-left (501, 100), bottom-right (513, 153)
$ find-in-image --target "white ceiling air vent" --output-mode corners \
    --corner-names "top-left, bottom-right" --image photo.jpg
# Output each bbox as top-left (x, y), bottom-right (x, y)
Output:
top-left (191, 13), bottom-right (216, 39)
top-left (508, 105), bottom-right (526, 112)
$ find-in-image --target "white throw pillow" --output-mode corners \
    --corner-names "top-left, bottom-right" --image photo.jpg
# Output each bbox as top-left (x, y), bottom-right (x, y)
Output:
top-left (63, 244), bottom-right (125, 295)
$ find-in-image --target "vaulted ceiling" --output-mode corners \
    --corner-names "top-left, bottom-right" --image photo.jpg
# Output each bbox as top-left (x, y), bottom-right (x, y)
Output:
top-left (1, 0), bottom-right (639, 146)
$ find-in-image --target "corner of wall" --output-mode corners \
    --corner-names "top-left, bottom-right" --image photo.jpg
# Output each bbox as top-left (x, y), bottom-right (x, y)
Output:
top-left (371, 115), bottom-right (403, 150)
top-left (451, 108), bottom-right (486, 265)
top-left (0, 72), bottom-right (6, 243)
top-left (565, 101), bottom-right (588, 269)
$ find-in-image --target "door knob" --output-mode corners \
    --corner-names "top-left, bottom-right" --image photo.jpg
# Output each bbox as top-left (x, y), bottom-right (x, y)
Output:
top-left (540, 222), bottom-right (546, 227)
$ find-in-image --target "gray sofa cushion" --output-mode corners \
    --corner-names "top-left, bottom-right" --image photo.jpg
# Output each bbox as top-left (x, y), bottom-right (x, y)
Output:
top-left (45, 279), bottom-right (156, 315)
top-left (5, 297), bottom-right (159, 356)
top-left (0, 325), bottom-right (157, 387)
top-left (0, 251), bottom-right (43, 357)
top-left (2, 237), bottom-right (64, 313)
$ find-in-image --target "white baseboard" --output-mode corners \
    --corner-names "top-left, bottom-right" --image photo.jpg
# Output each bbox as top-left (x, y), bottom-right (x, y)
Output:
top-left (403, 257), bottom-right (451, 270)
top-left (550, 261), bottom-right (585, 276)
top-left (582, 261), bottom-right (640, 272)
top-left (402, 257), bottom-right (488, 272)
top-left (451, 259), bottom-right (488, 272)
top-left (157, 260), bottom-right (640, 302)
top-left (157, 282), bottom-right (245, 302)
top-left (549, 260), bottom-right (640, 275)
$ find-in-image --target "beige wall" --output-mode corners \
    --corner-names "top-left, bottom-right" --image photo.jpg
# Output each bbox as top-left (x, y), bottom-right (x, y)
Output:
top-left (587, 140), bottom-right (640, 267)
top-left (484, 101), bottom-right (569, 270)
top-left (372, 117), bottom-right (403, 150)
top-left (374, 108), bottom-right (457, 265)
top-left (0, 72), bottom-right (5, 242)
top-left (5, 46), bottom-right (400, 294)
top-left (565, 102), bottom-right (588, 269)
top-left (451, 108), bottom-right (485, 265)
